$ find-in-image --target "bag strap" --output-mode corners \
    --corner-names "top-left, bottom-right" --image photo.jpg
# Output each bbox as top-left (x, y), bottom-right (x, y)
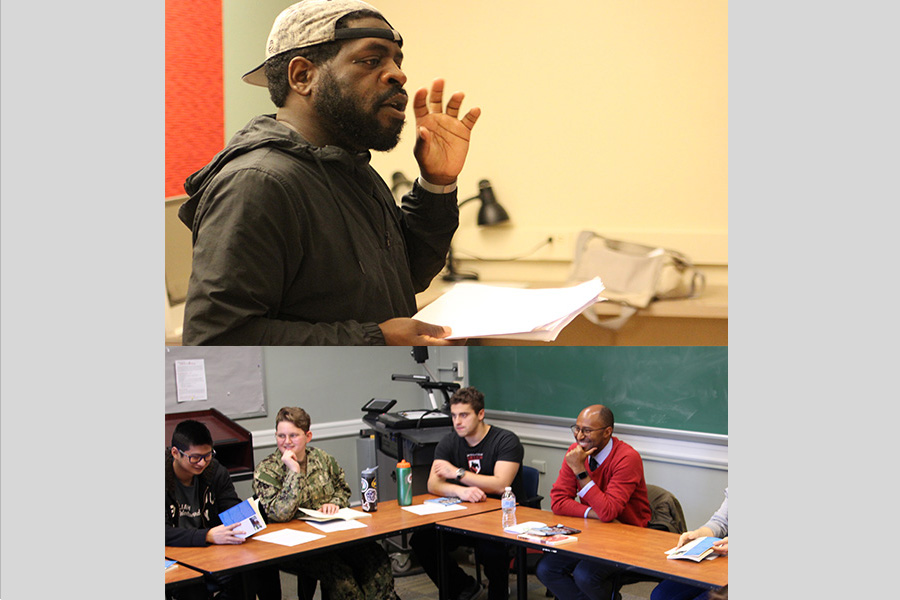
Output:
top-left (580, 304), bottom-right (639, 331)
top-left (571, 230), bottom-right (600, 268)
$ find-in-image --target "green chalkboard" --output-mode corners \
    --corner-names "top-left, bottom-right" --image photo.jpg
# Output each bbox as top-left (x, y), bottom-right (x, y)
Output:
top-left (468, 347), bottom-right (727, 435)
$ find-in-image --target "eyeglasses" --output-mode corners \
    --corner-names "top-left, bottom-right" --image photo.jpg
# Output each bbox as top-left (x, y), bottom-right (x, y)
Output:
top-left (275, 432), bottom-right (306, 442)
top-left (570, 425), bottom-right (609, 436)
top-left (177, 448), bottom-right (216, 464)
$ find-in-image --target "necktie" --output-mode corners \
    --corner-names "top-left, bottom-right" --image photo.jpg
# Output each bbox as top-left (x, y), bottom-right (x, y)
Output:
top-left (589, 457), bottom-right (599, 471)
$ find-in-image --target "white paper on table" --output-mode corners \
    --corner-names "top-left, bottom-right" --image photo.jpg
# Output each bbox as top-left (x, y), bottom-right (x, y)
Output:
top-left (401, 503), bottom-right (469, 515)
top-left (307, 519), bottom-right (369, 533)
top-left (413, 278), bottom-right (605, 341)
top-left (502, 521), bottom-right (547, 535)
top-left (254, 529), bottom-right (325, 547)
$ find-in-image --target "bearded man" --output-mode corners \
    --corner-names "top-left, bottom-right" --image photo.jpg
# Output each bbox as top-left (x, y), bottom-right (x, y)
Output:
top-left (178, 0), bottom-right (480, 345)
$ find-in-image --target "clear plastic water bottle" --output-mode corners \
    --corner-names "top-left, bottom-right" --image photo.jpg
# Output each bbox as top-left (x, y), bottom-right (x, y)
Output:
top-left (501, 486), bottom-right (517, 529)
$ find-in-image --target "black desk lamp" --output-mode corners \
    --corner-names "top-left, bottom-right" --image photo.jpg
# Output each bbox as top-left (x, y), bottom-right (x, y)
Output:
top-left (444, 179), bottom-right (510, 282)
top-left (391, 171), bottom-right (414, 202)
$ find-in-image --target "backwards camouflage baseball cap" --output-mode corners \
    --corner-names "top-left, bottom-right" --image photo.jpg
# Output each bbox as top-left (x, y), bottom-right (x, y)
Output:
top-left (242, 0), bottom-right (403, 87)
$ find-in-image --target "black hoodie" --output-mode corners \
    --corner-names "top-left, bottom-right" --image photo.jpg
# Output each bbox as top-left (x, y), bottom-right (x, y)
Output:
top-left (178, 115), bottom-right (458, 345)
top-left (165, 450), bottom-right (241, 547)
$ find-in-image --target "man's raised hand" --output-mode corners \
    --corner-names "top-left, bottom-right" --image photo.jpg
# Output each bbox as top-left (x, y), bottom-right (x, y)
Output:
top-left (413, 78), bottom-right (481, 186)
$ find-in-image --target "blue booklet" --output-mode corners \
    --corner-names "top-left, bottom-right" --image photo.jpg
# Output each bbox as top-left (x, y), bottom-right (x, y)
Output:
top-left (218, 497), bottom-right (267, 539)
top-left (666, 536), bottom-right (722, 562)
top-left (424, 496), bottom-right (462, 505)
top-left (165, 559), bottom-right (178, 571)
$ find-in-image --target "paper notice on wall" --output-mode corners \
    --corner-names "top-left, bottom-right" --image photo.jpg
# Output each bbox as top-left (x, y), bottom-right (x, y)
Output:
top-left (175, 359), bottom-right (208, 402)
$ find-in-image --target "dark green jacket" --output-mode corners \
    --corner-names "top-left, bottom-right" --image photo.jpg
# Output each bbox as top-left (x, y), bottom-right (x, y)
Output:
top-left (179, 115), bottom-right (459, 345)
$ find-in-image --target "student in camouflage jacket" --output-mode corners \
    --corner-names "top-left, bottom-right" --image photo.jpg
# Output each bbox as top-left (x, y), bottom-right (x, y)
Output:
top-left (253, 407), bottom-right (398, 600)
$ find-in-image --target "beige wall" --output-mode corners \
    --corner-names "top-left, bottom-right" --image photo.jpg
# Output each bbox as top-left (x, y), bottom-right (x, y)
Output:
top-left (220, 0), bottom-right (728, 285)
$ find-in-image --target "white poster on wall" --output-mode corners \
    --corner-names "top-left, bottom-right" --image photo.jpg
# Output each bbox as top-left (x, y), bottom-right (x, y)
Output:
top-left (175, 359), bottom-right (208, 402)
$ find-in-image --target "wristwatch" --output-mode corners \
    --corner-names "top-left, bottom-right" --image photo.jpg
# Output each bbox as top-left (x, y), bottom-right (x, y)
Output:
top-left (576, 470), bottom-right (589, 480)
top-left (455, 467), bottom-right (466, 481)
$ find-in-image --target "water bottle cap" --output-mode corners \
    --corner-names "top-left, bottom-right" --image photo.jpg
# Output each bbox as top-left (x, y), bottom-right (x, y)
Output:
top-left (505, 486), bottom-right (511, 491)
top-left (397, 459), bottom-right (411, 468)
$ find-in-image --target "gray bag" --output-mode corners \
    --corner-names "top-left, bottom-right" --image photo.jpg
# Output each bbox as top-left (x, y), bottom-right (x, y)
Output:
top-left (568, 231), bottom-right (705, 330)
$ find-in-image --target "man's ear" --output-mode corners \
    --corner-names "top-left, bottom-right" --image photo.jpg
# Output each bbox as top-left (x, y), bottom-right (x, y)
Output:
top-left (287, 56), bottom-right (317, 96)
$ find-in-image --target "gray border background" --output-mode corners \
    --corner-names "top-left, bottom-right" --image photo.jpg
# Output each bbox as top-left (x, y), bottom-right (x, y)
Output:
top-left (2, 1), bottom-right (894, 599)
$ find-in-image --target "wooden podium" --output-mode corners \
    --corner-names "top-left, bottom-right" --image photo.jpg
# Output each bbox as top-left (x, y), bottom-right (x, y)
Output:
top-left (164, 408), bottom-right (254, 480)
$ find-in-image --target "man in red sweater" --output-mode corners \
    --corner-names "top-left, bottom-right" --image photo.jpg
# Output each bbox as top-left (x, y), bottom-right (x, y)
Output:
top-left (536, 404), bottom-right (651, 600)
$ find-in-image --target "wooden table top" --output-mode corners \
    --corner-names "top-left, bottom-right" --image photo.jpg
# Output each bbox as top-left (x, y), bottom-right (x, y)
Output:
top-left (165, 562), bottom-right (204, 587)
top-left (165, 495), bottom-right (502, 575)
top-left (437, 506), bottom-right (727, 589)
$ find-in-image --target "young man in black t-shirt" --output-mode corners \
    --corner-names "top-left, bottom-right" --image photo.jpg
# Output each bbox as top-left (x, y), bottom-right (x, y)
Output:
top-left (409, 387), bottom-right (524, 600)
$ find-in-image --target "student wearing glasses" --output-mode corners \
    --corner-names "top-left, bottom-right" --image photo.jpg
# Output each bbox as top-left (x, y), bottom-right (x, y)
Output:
top-left (536, 404), bottom-right (652, 600)
top-left (166, 419), bottom-right (244, 547)
top-left (165, 419), bottom-right (281, 599)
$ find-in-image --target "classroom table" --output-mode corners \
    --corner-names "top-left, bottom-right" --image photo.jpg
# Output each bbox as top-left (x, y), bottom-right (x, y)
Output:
top-left (165, 562), bottom-right (205, 593)
top-left (165, 495), bottom-right (502, 598)
top-left (436, 505), bottom-right (728, 600)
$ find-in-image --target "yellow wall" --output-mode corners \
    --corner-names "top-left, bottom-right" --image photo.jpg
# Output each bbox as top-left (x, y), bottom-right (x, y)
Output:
top-left (220, 0), bottom-right (727, 285)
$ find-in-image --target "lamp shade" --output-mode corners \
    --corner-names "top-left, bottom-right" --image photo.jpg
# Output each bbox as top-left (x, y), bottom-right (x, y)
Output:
top-left (474, 180), bottom-right (510, 226)
top-left (442, 179), bottom-right (511, 282)
top-left (477, 201), bottom-right (510, 226)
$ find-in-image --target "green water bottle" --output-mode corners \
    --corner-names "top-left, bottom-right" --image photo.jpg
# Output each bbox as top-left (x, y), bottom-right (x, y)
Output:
top-left (396, 459), bottom-right (412, 506)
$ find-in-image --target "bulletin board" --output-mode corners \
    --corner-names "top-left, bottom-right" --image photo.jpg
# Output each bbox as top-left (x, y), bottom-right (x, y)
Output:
top-left (164, 346), bottom-right (266, 418)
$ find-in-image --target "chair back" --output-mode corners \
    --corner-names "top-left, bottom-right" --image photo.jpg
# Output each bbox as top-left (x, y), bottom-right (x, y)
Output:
top-left (646, 484), bottom-right (687, 533)
top-left (521, 465), bottom-right (543, 509)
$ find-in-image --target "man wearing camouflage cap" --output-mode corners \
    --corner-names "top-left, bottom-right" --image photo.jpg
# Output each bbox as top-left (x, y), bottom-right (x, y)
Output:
top-left (253, 406), bottom-right (399, 599)
top-left (179, 0), bottom-right (481, 346)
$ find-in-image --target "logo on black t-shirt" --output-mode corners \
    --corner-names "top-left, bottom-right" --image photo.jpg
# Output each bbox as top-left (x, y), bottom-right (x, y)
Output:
top-left (467, 453), bottom-right (483, 474)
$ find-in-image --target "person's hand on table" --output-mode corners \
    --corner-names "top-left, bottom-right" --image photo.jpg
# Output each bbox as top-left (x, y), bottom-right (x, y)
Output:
top-left (454, 486), bottom-right (487, 503)
top-left (318, 503), bottom-right (340, 516)
top-left (712, 537), bottom-right (728, 555)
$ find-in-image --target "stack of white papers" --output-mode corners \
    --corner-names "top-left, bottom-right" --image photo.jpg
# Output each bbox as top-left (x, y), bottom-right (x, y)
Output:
top-left (401, 503), bottom-right (468, 516)
top-left (501, 521), bottom-right (548, 534)
top-left (413, 277), bottom-right (605, 341)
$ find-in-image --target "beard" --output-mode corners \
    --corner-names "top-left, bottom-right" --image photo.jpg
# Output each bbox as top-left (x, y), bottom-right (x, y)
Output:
top-left (313, 69), bottom-right (405, 152)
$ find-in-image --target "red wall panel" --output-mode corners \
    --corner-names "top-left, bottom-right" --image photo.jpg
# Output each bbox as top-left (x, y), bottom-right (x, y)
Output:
top-left (165, 0), bottom-right (224, 199)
